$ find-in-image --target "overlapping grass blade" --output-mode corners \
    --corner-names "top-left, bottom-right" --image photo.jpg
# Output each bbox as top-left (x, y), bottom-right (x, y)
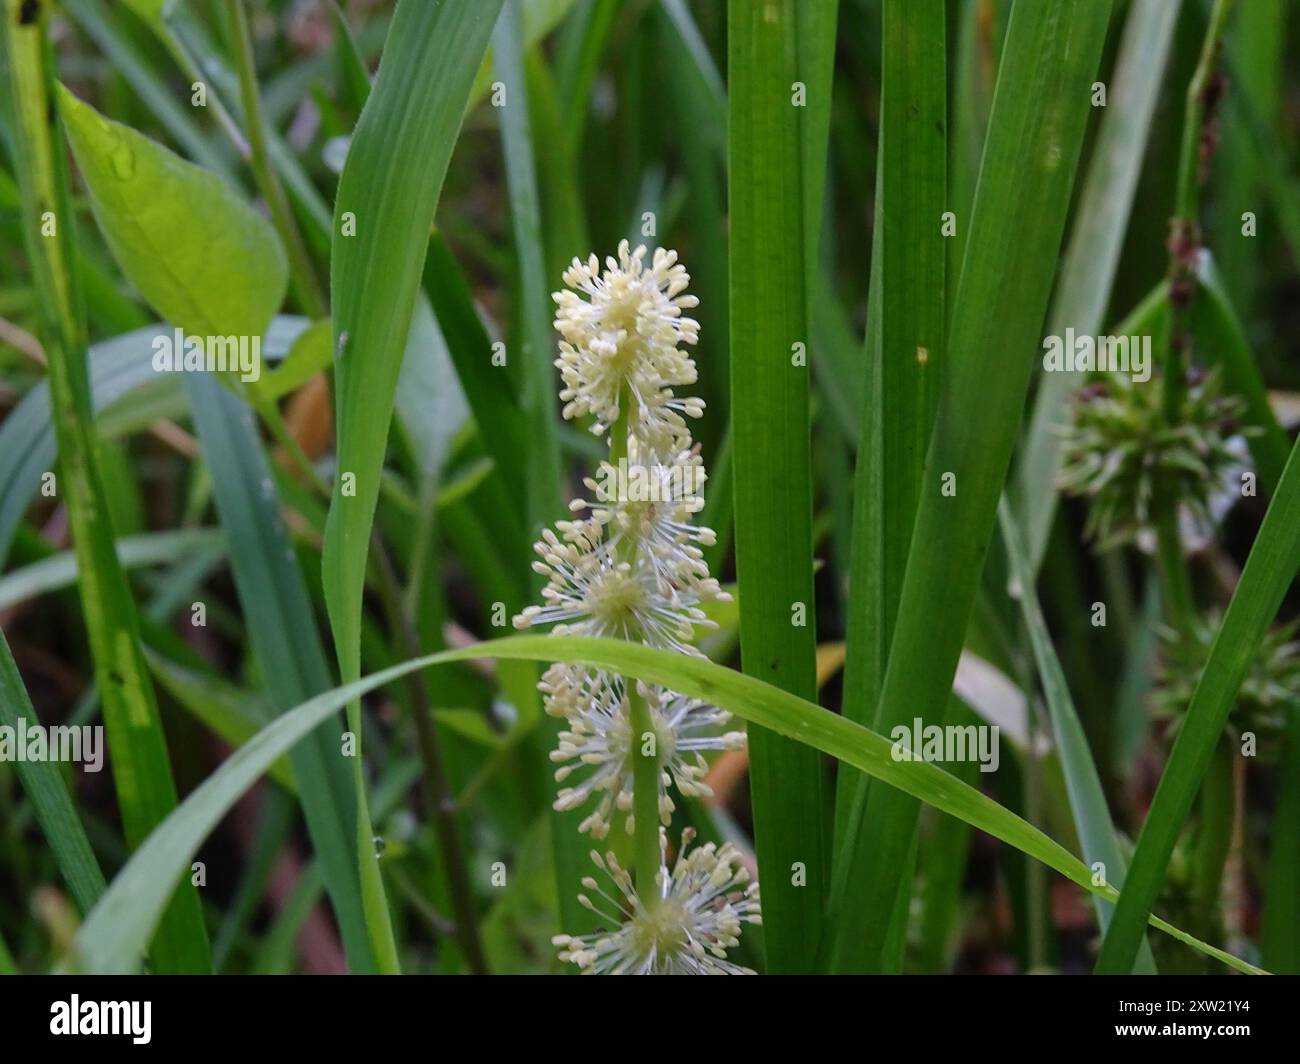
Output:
top-left (490, 0), bottom-right (587, 935)
top-left (1262, 708), bottom-right (1300, 972)
top-left (2, 0), bottom-right (210, 973)
top-left (184, 371), bottom-right (376, 973)
top-left (1016, 0), bottom-right (1182, 571)
top-left (835, 0), bottom-right (1114, 973)
top-left (321, 0), bottom-right (504, 972)
top-left (0, 629), bottom-right (106, 915)
top-left (998, 498), bottom-right (1158, 973)
top-left (727, 0), bottom-right (826, 972)
top-left (0, 319), bottom-right (307, 571)
top-left (0, 529), bottom-right (222, 611)
top-left (830, 0), bottom-right (946, 972)
top-left (1096, 436), bottom-right (1300, 973)
top-left (67, 634), bottom-right (1262, 975)
top-left (1190, 254), bottom-right (1290, 494)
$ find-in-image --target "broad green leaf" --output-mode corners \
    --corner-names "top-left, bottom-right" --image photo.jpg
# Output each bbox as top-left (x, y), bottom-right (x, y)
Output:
top-left (67, 635), bottom-right (1263, 975)
top-left (728, 0), bottom-right (827, 972)
top-left (1096, 435), bottom-right (1300, 973)
top-left (56, 84), bottom-right (286, 339)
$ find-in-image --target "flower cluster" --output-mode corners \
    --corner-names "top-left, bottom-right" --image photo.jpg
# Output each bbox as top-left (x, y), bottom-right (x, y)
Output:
top-left (1153, 615), bottom-right (1300, 760)
top-left (541, 666), bottom-right (745, 838)
top-left (552, 829), bottom-right (761, 975)
top-left (516, 244), bottom-right (757, 974)
top-left (1057, 368), bottom-right (1250, 550)
top-left (553, 242), bottom-right (704, 451)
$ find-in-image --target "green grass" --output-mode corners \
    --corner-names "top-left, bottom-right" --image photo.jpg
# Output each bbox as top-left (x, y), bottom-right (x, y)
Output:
top-left (2, 0), bottom-right (1297, 980)
top-left (727, 0), bottom-right (826, 973)
top-left (2, 0), bottom-right (210, 973)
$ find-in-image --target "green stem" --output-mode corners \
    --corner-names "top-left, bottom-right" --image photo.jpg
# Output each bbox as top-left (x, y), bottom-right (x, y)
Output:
top-left (225, 0), bottom-right (328, 318)
top-left (1190, 739), bottom-right (1234, 963)
top-left (1173, 0), bottom-right (1236, 224)
top-left (627, 684), bottom-right (663, 905)
top-left (1163, 0), bottom-right (1236, 421)
top-left (1154, 512), bottom-right (1196, 637)
top-left (609, 398), bottom-right (663, 903)
top-left (370, 538), bottom-right (489, 974)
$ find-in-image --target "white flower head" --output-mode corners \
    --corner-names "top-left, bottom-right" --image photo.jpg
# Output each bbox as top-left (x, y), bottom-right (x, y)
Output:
top-left (573, 438), bottom-right (727, 601)
top-left (512, 520), bottom-right (725, 656)
top-left (553, 240), bottom-right (703, 451)
top-left (552, 828), bottom-right (761, 974)
top-left (539, 666), bottom-right (746, 837)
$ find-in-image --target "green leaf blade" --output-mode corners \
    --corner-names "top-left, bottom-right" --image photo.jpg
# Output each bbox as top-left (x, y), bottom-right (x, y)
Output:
top-left (727, 0), bottom-right (827, 973)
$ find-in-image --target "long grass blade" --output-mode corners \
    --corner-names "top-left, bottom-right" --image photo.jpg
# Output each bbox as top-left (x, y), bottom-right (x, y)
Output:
top-left (183, 371), bottom-right (377, 973)
top-left (1095, 434), bottom-right (1300, 973)
top-left (0, 628), bottom-right (107, 915)
top-left (1015, 0), bottom-right (1181, 571)
top-left (727, 0), bottom-right (826, 972)
top-left (2, 0), bottom-right (210, 973)
top-left (998, 498), bottom-right (1158, 972)
top-left (830, 0), bottom-right (946, 973)
top-left (67, 634), bottom-right (1263, 975)
top-left (834, 0), bottom-right (1114, 973)
top-left (321, 0), bottom-right (505, 973)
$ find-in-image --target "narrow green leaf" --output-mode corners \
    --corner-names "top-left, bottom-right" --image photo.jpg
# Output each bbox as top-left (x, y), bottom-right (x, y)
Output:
top-left (1261, 706), bottom-right (1300, 973)
top-left (0, 628), bottom-right (107, 915)
top-left (68, 635), bottom-right (1263, 975)
top-left (998, 498), bottom-right (1158, 973)
top-left (146, 652), bottom-right (298, 794)
top-left (836, 0), bottom-right (1113, 973)
top-left (421, 234), bottom-right (529, 510)
top-left (492, 0), bottom-right (564, 537)
top-left (1015, 0), bottom-right (1181, 572)
top-left (0, 529), bottom-right (222, 612)
top-left (491, 0), bottom-right (587, 935)
top-left (727, 0), bottom-right (826, 972)
top-left (56, 85), bottom-right (287, 339)
top-left (1190, 253), bottom-right (1290, 494)
top-left (831, 0), bottom-right (946, 973)
top-left (1096, 435), bottom-right (1300, 973)
top-left (184, 371), bottom-right (377, 973)
top-left (0, 318), bottom-right (307, 571)
top-left (3, 0), bottom-right (210, 972)
top-left (322, 0), bottom-right (505, 974)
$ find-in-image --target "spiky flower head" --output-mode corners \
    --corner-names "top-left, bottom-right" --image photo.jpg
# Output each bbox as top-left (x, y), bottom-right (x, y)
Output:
top-left (552, 829), bottom-right (761, 974)
top-left (1153, 616), bottom-right (1300, 760)
top-left (553, 240), bottom-right (703, 451)
top-left (571, 437), bottom-right (724, 601)
top-left (513, 519), bottom-right (727, 656)
top-left (1057, 369), bottom-right (1251, 550)
top-left (539, 666), bottom-right (746, 837)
